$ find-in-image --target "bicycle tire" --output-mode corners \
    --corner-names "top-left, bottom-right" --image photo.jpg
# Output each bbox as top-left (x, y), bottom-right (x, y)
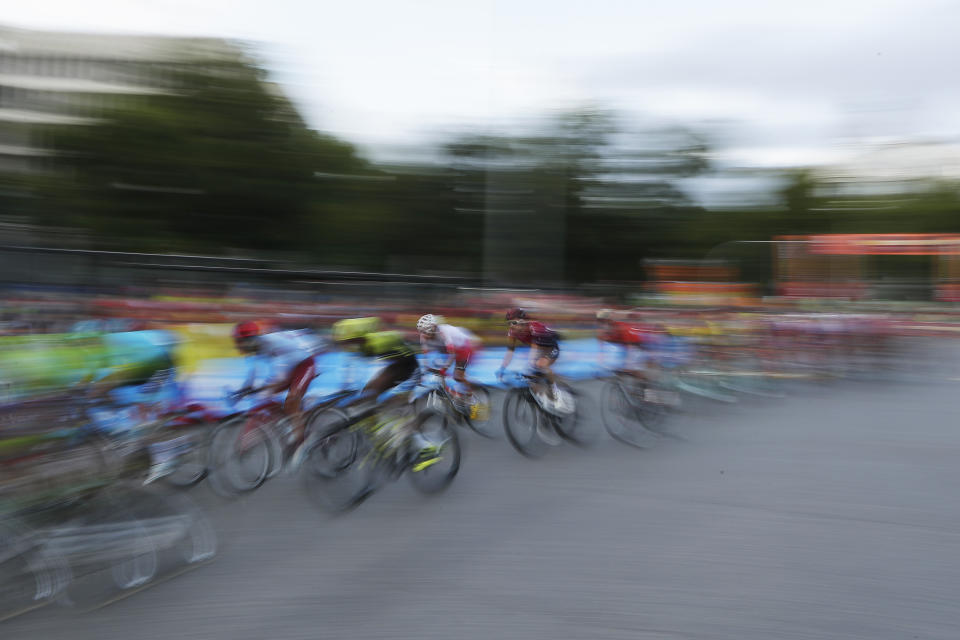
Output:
top-left (407, 410), bottom-right (460, 494)
top-left (206, 417), bottom-right (269, 496)
top-left (204, 419), bottom-right (240, 497)
top-left (0, 519), bottom-right (67, 621)
top-left (551, 382), bottom-right (587, 446)
top-left (299, 409), bottom-right (371, 513)
top-left (133, 488), bottom-right (219, 567)
top-left (163, 426), bottom-right (212, 488)
top-left (300, 409), bottom-right (357, 480)
top-left (502, 388), bottom-right (548, 458)
top-left (601, 380), bottom-right (658, 448)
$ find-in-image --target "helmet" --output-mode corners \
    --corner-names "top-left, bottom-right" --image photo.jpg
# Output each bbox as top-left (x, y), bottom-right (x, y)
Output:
top-left (596, 309), bottom-right (613, 321)
top-left (417, 314), bottom-right (438, 333)
top-left (332, 317), bottom-right (380, 342)
top-left (233, 321), bottom-right (261, 341)
top-left (505, 307), bottom-right (528, 321)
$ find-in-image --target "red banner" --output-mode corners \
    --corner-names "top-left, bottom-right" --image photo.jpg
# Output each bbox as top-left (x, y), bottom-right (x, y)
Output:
top-left (778, 282), bottom-right (868, 299)
top-left (808, 234), bottom-right (960, 256)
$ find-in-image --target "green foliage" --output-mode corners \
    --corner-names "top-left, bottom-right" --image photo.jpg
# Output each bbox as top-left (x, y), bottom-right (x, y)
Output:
top-left (40, 58), bottom-right (367, 254)
top-left (440, 110), bottom-right (711, 284)
top-left (24, 54), bottom-right (960, 290)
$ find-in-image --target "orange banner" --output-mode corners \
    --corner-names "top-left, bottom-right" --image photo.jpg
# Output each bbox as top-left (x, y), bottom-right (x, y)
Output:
top-left (808, 234), bottom-right (960, 256)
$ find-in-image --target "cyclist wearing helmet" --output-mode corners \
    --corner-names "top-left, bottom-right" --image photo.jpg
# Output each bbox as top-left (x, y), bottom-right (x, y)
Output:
top-left (331, 317), bottom-right (436, 468)
top-left (416, 314), bottom-right (481, 397)
top-left (232, 320), bottom-right (321, 457)
top-left (596, 308), bottom-right (652, 373)
top-left (497, 307), bottom-right (562, 405)
top-left (331, 317), bottom-right (419, 402)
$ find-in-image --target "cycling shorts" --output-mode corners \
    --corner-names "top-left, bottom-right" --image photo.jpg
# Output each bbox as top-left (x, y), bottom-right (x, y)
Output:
top-left (452, 345), bottom-right (475, 371)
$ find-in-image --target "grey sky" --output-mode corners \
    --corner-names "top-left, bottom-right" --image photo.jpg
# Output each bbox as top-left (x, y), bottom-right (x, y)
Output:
top-left (4, 0), bottom-right (960, 169)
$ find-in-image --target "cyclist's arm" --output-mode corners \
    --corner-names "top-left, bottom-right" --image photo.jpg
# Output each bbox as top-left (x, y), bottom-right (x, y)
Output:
top-left (239, 356), bottom-right (258, 392)
top-left (439, 344), bottom-right (457, 371)
top-left (500, 336), bottom-right (519, 369)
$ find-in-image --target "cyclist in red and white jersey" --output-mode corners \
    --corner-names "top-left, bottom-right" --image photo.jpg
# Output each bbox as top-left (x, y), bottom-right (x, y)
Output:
top-left (416, 314), bottom-right (481, 393)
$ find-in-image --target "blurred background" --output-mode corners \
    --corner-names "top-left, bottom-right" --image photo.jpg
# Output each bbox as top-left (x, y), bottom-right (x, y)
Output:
top-left (5, 2), bottom-right (960, 637)
top-left (0, 0), bottom-right (958, 306)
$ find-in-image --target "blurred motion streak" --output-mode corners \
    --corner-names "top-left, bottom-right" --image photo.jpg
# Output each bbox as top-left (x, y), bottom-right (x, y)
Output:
top-left (3, 16), bottom-right (960, 628)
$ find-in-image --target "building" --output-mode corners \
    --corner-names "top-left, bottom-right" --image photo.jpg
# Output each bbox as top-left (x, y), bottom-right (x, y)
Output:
top-left (0, 24), bottom-right (244, 175)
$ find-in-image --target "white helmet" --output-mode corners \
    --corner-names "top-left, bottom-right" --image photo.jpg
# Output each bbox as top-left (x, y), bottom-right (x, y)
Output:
top-left (417, 314), bottom-right (438, 333)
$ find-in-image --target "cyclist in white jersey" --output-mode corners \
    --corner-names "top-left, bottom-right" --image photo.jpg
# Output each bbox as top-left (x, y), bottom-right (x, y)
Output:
top-left (416, 314), bottom-right (481, 397)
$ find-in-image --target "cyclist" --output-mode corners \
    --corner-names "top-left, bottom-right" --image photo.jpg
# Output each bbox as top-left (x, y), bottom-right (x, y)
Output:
top-left (331, 317), bottom-right (437, 469)
top-left (331, 318), bottom-right (419, 402)
top-left (596, 309), bottom-right (645, 374)
top-left (416, 314), bottom-right (481, 403)
top-left (497, 307), bottom-right (571, 413)
top-left (80, 330), bottom-right (186, 484)
top-left (232, 320), bottom-right (322, 463)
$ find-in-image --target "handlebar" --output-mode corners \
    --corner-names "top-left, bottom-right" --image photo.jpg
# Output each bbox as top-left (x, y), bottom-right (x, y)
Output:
top-left (497, 369), bottom-right (546, 388)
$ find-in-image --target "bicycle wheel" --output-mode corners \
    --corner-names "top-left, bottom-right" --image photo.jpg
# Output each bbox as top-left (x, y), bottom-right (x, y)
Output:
top-left (0, 520), bottom-right (66, 622)
top-left (551, 382), bottom-right (588, 446)
top-left (635, 383), bottom-right (672, 431)
top-left (205, 419), bottom-right (241, 497)
top-left (111, 550), bottom-right (158, 590)
top-left (208, 417), bottom-right (271, 495)
top-left (408, 410), bottom-right (460, 494)
top-left (601, 380), bottom-right (658, 448)
top-left (134, 489), bottom-right (218, 567)
top-left (301, 410), bottom-right (357, 479)
top-left (163, 427), bottom-right (211, 488)
top-left (463, 385), bottom-right (497, 439)
top-left (305, 406), bottom-right (352, 439)
top-left (502, 389), bottom-right (548, 458)
top-left (300, 410), bottom-right (371, 513)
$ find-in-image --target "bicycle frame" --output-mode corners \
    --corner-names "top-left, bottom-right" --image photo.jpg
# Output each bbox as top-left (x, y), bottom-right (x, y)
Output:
top-left (235, 398), bottom-right (285, 452)
top-left (415, 373), bottom-right (461, 418)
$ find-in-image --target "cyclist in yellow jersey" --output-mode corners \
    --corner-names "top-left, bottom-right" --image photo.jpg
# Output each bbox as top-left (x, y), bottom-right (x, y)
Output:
top-left (331, 318), bottom-right (436, 468)
top-left (332, 318), bottom-right (419, 400)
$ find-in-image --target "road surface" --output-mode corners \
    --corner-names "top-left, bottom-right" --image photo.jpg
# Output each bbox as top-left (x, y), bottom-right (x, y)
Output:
top-left (6, 376), bottom-right (960, 639)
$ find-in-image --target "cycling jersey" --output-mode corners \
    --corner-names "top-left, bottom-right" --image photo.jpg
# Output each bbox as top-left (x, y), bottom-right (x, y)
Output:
top-left (243, 330), bottom-right (320, 389)
top-left (359, 331), bottom-right (416, 361)
top-left (421, 324), bottom-right (479, 354)
top-left (92, 330), bottom-right (178, 388)
top-left (508, 321), bottom-right (559, 348)
top-left (421, 324), bottom-right (480, 370)
top-left (599, 321), bottom-right (646, 345)
top-left (332, 317), bottom-right (380, 342)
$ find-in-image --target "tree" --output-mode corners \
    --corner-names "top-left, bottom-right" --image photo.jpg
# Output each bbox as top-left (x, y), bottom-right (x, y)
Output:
top-left (40, 56), bottom-right (367, 255)
top-left (436, 110), bottom-right (713, 285)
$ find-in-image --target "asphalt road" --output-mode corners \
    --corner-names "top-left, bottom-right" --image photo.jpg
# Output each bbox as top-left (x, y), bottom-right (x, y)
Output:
top-left (6, 374), bottom-right (960, 640)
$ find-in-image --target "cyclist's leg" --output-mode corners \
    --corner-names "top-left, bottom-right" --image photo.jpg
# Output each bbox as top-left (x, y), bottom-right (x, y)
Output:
top-left (367, 355), bottom-right (421, 451)
top-left (341, 359), bottom-right (402, 411)
top-left (282, 356), bottom-right (316, 445)
top-left (533, 345), bottom-right (560, 399)
top-left (362, 355), bottom-right (419, 398)
top-left (452, 345), bottom-right (475, 394)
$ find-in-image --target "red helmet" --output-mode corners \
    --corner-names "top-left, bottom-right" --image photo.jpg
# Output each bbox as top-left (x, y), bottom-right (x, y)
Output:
top-left (505, 307), bottom-right (529, 321)
top-left (233, 321), bottom-right (262, 341)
